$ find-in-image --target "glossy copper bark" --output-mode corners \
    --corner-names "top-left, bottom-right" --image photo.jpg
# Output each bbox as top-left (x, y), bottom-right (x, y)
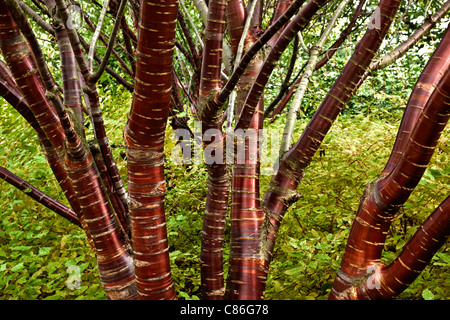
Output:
top-left (261, 0), bottom-right (401, 267)
top-left (330, 34), bottom-right (450, 299)
top-left (125, 0), bottom-right (178, 300)
top-left (199, 0), bottom-right (229, 300)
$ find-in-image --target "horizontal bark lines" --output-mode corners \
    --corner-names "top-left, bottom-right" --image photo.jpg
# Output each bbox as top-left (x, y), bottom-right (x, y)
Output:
top-left (330, 51), bottom-right (450, 300)
top-left (0, 3), bottom-right (86, 229)
top-left (199, 0), bottom-right (229, 300)
top-left (65, 150), bottom-right (137, 300)
top-left (359, 195), bottom-right (449, 299)
top-left (198, 0), bottom-right (227, 121)
top-left (229, 51), bottom-right (266, 302)
top-left (0, 2), bottom-right (137, 300)
top-left (382, 24), bottom-right (450, 174)
top-left (261, 0), bottom-right (401, 266)
top-left (125, 0), bottom-right (178, 300)
top-left (0, 4), bottom-right (65, 155)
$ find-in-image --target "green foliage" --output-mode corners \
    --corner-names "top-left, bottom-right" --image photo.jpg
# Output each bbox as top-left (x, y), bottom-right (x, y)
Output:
top-left (0, 188), bottom-right (103, 299)
top-left (1, 0), bottom-right (449, 300)
top-left (1, 79), bottom-right (448, 300)
top-left (264, 113), bottom-right (449, 300)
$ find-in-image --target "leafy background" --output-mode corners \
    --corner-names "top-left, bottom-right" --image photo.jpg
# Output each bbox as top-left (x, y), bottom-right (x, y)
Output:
top-left (0, 0), bottom-right (449, 300)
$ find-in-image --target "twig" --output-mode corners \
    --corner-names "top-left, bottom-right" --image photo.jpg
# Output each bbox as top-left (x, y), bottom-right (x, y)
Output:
top-left (280, 0), bottom-right (351, 153)
top-left (90, 0), bottom-right (128, 83)
top-left (0, 166), bottom-right (80, 227)
top-left (88, 0), bottom-right (110, 71)
top-left (227, 0), bottom-right (259, 132)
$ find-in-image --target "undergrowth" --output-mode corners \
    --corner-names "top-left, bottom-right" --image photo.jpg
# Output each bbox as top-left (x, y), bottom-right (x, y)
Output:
top-left (0, 88), bottom-right (448, 300)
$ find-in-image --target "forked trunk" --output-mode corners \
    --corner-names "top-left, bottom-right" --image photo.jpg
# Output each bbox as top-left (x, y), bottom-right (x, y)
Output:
top-left (330, 60), bottom-right (450, 299)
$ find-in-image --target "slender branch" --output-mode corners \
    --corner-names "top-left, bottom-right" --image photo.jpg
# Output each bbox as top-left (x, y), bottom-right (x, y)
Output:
top-left (120, 15), bottom-right (137, 75)
top-left (216, 0), bottom-right (310, 110)
top-left (265, 0), bottom-right (367, 120)
top-left (261, 0), bottom-right (402, 273)
top-left (233, 0), bottom-right (328, 131)
top-left (180, 0), bottom-right (203, 49)
top-left (88, 0), bottom-right (110, 71)
top-left (79, 35), bottom-right (134, 91)
top-left (280, 0), bottom-right (351, 153)
top-left (81, 8), bottom-right (134, 78)
top-left (0, 166), bottom-right (80, 226)
top-left (314, 0), bottom-right (366, 70)
top-left (55, 0), bottom-right (130, 214)
top-left (90, 0), bottom-right (128, 83)
top-left (371, 0), bottom-right (450, 72)
top-left (355, 0), bottom-right (450, 92)
top-left (264, 46), bottom-right (303, 119)
top-left (177, 9), bottom-right (200, 70)
top-left (18, 0), bottom-right (55, 35)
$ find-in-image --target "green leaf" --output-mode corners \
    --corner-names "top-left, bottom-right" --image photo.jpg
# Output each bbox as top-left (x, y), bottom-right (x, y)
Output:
top-left (38, 247), bottom-right (52, 256)
top-left (10, 262), bottom-right (24, 273)
top-left (422, 289), bottom-right (435, 300)
top-left (11, 245), bottom-right (33, 251)
top-left (23, 187), bottom-right (32, 194)
top-left (179, 291), bottom-right (190, 299)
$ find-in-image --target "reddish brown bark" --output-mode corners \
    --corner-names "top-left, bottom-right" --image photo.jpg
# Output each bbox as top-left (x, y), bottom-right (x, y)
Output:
top-left (215, 0), bottom-right (308, 110)
top-left (355, 195), bottom-right (449, 299)
top-left (225, 0), bottom-right (267, 300)
top-left (330, 61), bottom-right (450, 299)
top-left (0, 0), bottom-right (448, 302)
top-left (53, 0), bottom-right (129, 221)
top-left (199, 0), bottom-right (229, 300)
top-left (0, 166), bottom-right (80, 226)
top-left (261, 0), bottom-right (401, 266)
top-left (0, 3), bottom-right (65, 155)
top-left (382, 25), bottom-right (450, 174)
top-left (1, 2), bottom-right (136, 299)
top-left (234, 0), bottom-right (328, 131)
top-left (124, 0), bottom-right (178, 300)
top-left (0, 3), bottom-right (88, 232)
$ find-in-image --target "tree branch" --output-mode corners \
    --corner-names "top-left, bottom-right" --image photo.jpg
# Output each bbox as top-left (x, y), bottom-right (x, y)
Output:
top-left (280, 0), bottom-right (351, 153)
top-left (88, 0), bottom-right (110, 71)
top-left (18, 0), bottom-right (55, 36)
top-left (330, 33), bottom-right (450, 299)
top-left (371, 0), bottom-right (450, 72)
top-left (356, 195), bottom-right (450, 299)
top-left (233, 0), bottom-right (328, 131)
top-left (261, 0), bottom-right (401, 274)
top-left (89, 0), bottom-right (128, 83)
top-left (0, 166), bottom-right (80, 227)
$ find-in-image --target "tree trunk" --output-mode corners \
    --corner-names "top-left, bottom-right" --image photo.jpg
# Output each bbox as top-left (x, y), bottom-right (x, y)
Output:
top-left (124, 0), bottom-right (179, 300)
top-left (329, 35), bottom-right (450, 299)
